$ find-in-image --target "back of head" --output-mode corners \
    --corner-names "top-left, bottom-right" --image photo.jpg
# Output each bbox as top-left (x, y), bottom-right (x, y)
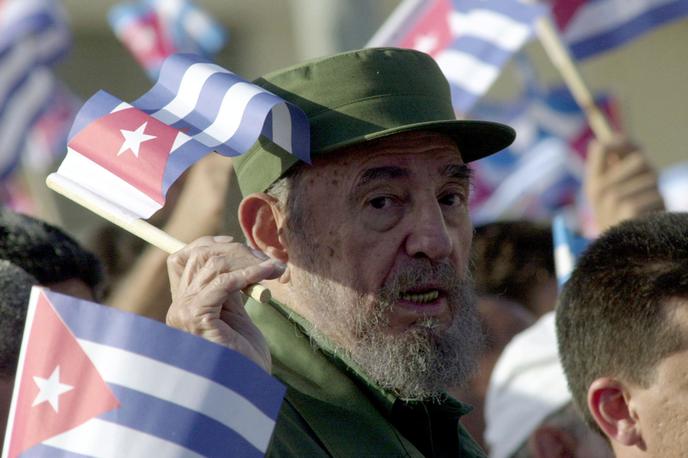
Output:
top-left (0, 208), bottom-right (104, 299)
top-left (472, 221), bottom-right (556, 316)
top-left (556, 212), bottom-right (688, 431)
top-left (0, 260), bottom-right (36, 378)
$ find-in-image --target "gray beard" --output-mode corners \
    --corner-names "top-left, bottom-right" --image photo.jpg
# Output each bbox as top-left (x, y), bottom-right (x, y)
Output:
top-left (292, 259), bottom-right (484, 401)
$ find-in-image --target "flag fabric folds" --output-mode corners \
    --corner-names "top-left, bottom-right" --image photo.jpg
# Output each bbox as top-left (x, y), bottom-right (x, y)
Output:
top-left (51, 53), bottom-right (310, 219)
top-left (552, 214), bottom-right (590, 287)
top-left (109, 0), bottom-right (227, 79)
top-left (556, 0), bottom-right (688, 59)
top-left (3, 287), bottom-right (286, 458)
top-left (367, 0), bottom-right (547, 113)
top-left (469, 82), bottom-right (618, 224)
top-left (0, 0), bottom-right (71, 178)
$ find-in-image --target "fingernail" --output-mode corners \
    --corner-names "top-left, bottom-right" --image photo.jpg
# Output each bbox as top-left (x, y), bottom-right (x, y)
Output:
top-left (250, 248), bottom-right (270, 260)
top-left (213, 235), bottom-right (234, 243)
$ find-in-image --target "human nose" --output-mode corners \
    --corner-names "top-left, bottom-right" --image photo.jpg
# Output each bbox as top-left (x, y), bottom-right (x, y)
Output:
top-left (404, 200), bottom-right (453, 261)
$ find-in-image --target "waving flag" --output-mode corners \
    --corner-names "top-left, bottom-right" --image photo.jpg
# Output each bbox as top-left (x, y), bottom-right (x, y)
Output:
top-left (50, 53), bottom-right (310, 219)
top-left (552, 214), bottom-right (590, 286)
top-left (554, 0), bottom-right (688, 59)
top-left (3, 287), bottom-right (285, 458)
top-left (109, 0), bottom-right (226, 79)
top-left (0, 0), bottom-right (71, 178)
top-left (368, 0), bottom-right (547, 113)
top-left (469, 82), bottom-right (619, 223)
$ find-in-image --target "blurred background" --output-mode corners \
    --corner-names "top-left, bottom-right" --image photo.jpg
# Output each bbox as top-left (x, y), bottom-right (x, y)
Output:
top-left (3, 0), bottom-right (688, 238)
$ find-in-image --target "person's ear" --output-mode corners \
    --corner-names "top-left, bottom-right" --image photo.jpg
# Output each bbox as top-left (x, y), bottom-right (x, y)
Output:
top-left (528, 425), bottom-right (577, 458)
top-left (239, 193), bottom-right (288, 264)
top-left (588, 378), bottom-right (644, 448)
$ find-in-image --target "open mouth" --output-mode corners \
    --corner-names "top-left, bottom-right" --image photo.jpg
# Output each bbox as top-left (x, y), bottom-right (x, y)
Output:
top-left (399, 289), bottom-right (440, 304)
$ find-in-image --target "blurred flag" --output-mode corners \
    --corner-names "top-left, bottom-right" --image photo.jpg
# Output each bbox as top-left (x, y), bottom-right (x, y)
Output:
top-left (367, 0), bottom-right (547, 113)
top-left (50, 53), bottom-right (309, 219)
top-left (469, 82), bottom-right (619, 223)
top-left (24, 82), bottom-right (81, 171)
top-left (0, 0), bottom-right (71, 178)
top-left (659, 161), bottom-right (688, 211)
top-left (3, 287), bottom-right (285, 458)
top-left (109, 0), bottom-right (227, 79)
top-left (553, 0), bottom-right (688, 59)
top-left (552, 214), bottom-right (590, 286)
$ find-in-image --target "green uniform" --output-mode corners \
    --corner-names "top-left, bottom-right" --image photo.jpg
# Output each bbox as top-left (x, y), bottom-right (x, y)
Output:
top-left (246, 298), bottom-right (486, 458)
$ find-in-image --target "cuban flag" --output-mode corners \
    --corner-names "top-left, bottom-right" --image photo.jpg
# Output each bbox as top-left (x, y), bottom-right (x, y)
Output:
top-left (555, 0), bottom-right (688, 59)
top-left (50, 53), bottom-right (309, 220)
top-left (0, 0), bottom-right (71, 178)
top-left (109, 0), bottom-right (226, 79)
top-left (552, 214), bottom-right (590, 286)
top-left (469, 83), bottom-right (619, 223)
top-left (367, 0), bottom-right (547, 113)
top-left (3, 287), bottom-right (285, 457)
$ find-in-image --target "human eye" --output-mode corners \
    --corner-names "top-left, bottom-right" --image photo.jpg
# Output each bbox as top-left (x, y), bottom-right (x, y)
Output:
top-left (438, 190), bottom-right (468, 207)
top-left (368, 195), bottom-right (395, 210)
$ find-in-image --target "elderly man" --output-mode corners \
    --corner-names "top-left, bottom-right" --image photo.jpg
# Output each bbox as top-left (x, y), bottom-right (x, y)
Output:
top-left (557, 212), bottom-right (688, 457)
top-left (167, 48), bottom-right (515, 456)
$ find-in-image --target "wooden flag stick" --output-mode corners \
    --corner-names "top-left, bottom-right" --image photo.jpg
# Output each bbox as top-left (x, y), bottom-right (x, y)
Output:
top-left (534, 16), bottom-right (615, 144)
top-left (45, 173), bottom-right (271, 304)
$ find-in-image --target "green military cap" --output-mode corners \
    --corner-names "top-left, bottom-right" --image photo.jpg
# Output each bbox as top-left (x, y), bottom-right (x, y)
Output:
top-left (234, 47), bottom-right (515, 196)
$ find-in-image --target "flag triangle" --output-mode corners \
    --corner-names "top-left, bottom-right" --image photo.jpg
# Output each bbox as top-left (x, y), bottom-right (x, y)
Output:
top-left (6, 291), bottom-right (120, 458)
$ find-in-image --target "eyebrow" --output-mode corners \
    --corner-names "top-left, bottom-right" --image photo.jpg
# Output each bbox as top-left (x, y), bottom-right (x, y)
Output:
top-left (442, 164), bottom-right (472, 181)
top-left (356, 166), bottom-right (410, 188)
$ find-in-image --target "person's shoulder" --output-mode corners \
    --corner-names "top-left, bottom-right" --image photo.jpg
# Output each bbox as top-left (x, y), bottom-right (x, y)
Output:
top-left (266, 395), bottom-right (331, 458)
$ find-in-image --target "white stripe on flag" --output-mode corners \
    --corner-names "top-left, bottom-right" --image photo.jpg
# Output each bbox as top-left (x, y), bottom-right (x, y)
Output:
top-left (0, 69), bottom-right (52, 169)
top-left (193, 81), bottom-right (265, 146)
top-left (554, 243), bottom-right (576, 284)
top-left (55, 151), bottom-right (163, 219)
top-left (78, 339), bottom-right (276, 453)
top-left (449, 10), bottom-right (533, 51)
top-left (473, 138), bottom-right (568, 221)
top-left (43, 418), bottom-right (203, 458)
top-left (435, 50), bottom-right (499, 95)
top-left (153, 62), bottom-right (230, 125)
top-left (564, 0), bottom-right (675, 42)
top-left (0, 40), bottom-right (36, 100)
top-left (270, 103), bottom-right (292, 152)
top-left (526, 103), bottom-right (586, 140)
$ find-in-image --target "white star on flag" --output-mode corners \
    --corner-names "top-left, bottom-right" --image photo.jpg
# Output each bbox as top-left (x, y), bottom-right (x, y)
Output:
top-left (32, 366), bottom-right (74, 413)
top-left (118, 121), bottom-right (157, 157)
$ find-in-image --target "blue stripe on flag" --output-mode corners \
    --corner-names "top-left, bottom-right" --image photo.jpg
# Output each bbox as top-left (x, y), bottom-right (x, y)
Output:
top-left (449, 84), bottom-right (483, 115)
top-left (552, 214), bottom-right (590, 287)
top-left (67, 91), bottom-right (123, 141)
top-left (133, 53), bottom-right (211, 112)
top-left (453, 0), bottom-right (547, 24)
top-left (50, 294), bottom-right (285, 418)
top-left (100, 384), bottom-right (262, 457)
top-left (289, 103), bottom-right (310, 160)
top-left (22, 444), bottom-right (93, 458)
top-left (569, 0), bottom-right (688, 59)
top-left (451, 35), bottom-right (516, 66)
top-left (160, 137), bottom-right (213, 195)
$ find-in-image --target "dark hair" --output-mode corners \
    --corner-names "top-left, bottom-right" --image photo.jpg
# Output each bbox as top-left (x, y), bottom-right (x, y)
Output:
top-left (556, 212), bottom-right (688, 431)
top-left (471, 221), bottom-right (555, 313)
top-left (0, 260), bottom-right (36, 378)
top-left (0, 208), bottom-right (104, 299)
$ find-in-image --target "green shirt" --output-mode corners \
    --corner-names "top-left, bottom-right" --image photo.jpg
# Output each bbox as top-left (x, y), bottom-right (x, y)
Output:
top-left (246, 298), bottom-right (486, 457)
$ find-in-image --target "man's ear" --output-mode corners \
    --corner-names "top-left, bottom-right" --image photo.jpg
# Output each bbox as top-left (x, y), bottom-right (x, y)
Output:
top-left (238, 193), bottom-right (288, 263)
top-left (588, 378), bottom-right (644, 448)
top-left (528, 425), bottom-right (577, 458)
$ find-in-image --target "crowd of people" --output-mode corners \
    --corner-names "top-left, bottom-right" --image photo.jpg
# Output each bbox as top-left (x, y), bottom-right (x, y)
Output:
top-left (1, 47), bottom-right (684, 457)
